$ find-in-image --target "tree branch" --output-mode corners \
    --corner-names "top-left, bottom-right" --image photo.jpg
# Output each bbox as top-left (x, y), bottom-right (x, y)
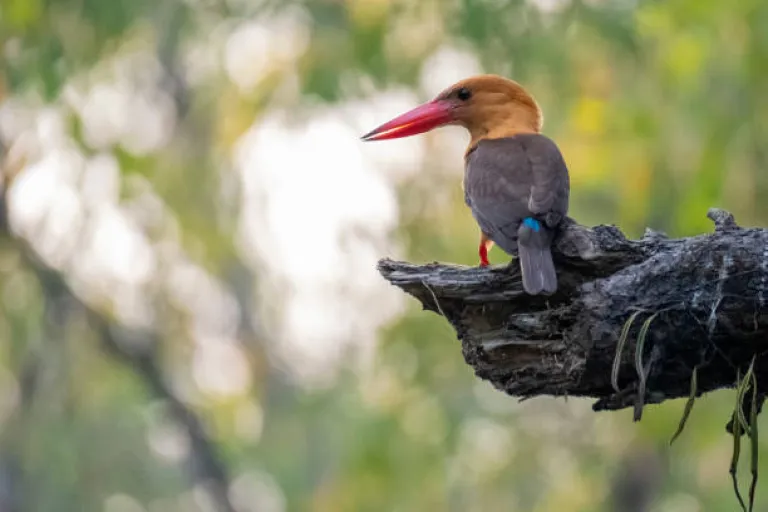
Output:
top-left (379, 209), bottom-right (768, 416)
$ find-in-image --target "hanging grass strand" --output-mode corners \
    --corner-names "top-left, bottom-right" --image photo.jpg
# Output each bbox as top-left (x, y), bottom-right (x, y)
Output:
top-left (611, 310), bottom-right (644, 394)
top-left (670, 366), bottom-right (699, 445)
top-left (633, 312), bottom-right (659, 421)
top-left (748, 360), bottom-right (759, 512)
top-left (731, 375), bottom-right (748, 512)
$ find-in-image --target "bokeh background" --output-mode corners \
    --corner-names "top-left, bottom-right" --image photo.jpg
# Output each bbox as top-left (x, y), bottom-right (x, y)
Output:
top-left (2, 0), bottom-right (768, 510)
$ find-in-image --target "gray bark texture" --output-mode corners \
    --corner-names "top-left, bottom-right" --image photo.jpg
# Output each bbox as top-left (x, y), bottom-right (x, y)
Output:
top-left (378, 209), bottom-right (768, 417)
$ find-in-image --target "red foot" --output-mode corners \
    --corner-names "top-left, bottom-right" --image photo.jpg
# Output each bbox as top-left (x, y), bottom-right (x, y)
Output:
top-left (479, 244), bottom-right (490, 267)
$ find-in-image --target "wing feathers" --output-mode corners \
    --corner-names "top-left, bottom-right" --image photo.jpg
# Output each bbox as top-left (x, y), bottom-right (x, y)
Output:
top-left (464, 134), bottom-right (569, 294)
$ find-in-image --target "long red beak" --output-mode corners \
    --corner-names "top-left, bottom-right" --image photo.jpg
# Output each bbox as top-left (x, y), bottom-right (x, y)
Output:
top-left (361, 100), bottom-right (454, 141)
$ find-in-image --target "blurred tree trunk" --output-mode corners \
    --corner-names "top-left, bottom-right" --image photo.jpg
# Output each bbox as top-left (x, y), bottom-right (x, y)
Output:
top-left (0, 176), bottom-right (237, 512)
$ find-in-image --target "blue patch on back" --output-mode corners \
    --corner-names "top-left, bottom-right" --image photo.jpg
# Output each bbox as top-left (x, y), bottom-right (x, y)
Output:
top-left (523, 217), bottom-right (541, 232)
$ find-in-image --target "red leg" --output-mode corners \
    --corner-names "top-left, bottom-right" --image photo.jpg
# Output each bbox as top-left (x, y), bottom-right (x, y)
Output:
top-left (479, 233), bottom-right (493, 267)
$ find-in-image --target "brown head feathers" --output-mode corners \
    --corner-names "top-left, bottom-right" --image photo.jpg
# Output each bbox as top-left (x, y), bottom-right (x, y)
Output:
top-left (436, 75), bottom-right (543, 152)
top-left (361, 74), bottom-right (543, 152)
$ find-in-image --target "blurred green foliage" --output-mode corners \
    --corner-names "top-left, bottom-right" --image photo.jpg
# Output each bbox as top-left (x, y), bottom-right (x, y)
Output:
top-left (2, 0), bottom-right (768, 511)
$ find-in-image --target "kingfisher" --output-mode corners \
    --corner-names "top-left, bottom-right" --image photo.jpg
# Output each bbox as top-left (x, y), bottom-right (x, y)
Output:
top-left (362, 75), bottom-right (570, 295)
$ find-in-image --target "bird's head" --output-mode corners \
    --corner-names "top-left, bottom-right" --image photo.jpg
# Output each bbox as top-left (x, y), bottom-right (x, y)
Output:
top-left (361, 75), bottom-right (542, 146)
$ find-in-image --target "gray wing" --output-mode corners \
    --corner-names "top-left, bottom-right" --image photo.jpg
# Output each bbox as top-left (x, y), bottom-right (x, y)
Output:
top-left (464, 134), bottom-right (570, 255)
top-left (523, 134), bottom-right (570, 227)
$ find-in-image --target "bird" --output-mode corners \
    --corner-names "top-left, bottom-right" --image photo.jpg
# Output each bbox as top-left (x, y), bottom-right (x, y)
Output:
top-left (361, 74), bottom-right (570, 295)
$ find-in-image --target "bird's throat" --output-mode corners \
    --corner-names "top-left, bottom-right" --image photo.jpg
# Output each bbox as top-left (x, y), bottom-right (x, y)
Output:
top-left (465, 122), bottom-right (538, 156)
top-left (465, 109), bottom-right (540, 155)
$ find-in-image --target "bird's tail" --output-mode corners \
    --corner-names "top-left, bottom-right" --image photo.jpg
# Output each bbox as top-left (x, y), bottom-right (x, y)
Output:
top-left (517, 217), bottom-right (557, 295)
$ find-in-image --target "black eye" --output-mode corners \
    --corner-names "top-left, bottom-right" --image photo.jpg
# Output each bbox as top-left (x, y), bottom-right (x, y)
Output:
top-left (456, 87), bottom-right (472, 101)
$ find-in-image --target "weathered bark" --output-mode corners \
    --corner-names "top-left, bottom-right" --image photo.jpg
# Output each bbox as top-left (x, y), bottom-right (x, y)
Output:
top-left (378, 209), bottom-right (768, 416)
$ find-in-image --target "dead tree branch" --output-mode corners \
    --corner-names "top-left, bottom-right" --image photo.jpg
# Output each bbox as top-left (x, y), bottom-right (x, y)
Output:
top-left (379, 209), bottom-right (768, 415)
